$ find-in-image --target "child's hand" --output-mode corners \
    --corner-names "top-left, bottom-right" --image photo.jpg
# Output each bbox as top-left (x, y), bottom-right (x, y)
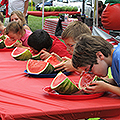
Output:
top-left (39, 49), bottom-right (51, 60)
top-left (14, 41), bottom-right (22, 47)
top-left (82, 81), bottom-right (108, 93)
top-left (54, 57), bottom-right (76, 72)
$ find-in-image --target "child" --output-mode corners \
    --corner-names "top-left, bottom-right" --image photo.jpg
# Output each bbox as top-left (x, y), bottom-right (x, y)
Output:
top-left (54, 21), bottom-right (92, 72)
top-left (4, 21), bottom-right (32, 48)
top-left (72, 34), bottom-right (120, 96)
top-left (28, 29), bottom-right (72, 60)
top-left (10, 10), bottom-right (31, 31)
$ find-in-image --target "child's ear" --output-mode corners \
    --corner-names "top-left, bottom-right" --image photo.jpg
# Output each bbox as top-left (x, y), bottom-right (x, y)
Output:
top-left (96, 51), bottom-right (104, 60)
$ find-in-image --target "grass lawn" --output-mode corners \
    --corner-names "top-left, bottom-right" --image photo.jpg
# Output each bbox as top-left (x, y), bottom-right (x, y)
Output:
top-left (28, 6), bottom-right (59, 32)
top-left (28, 15), bottom-right (58, 32)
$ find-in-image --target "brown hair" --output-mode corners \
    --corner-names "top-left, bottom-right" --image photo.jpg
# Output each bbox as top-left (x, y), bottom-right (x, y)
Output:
top-left (5, 21), bottom-right (24, 35)
top-left (10, 10), bottom-right (27, 25)
top-left (72, 34), bottom-right (113, 68)
top-left (61, 21), bottom-right (91, 41)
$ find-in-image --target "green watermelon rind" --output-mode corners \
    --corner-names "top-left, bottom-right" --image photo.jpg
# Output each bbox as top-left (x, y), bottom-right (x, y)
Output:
top-left (26, 60), bottom-right (54, 75)
top-left (78, 75), bottom-right (97, 90)
top-left (51, 72), bottom-right (79, 95)
top-left (11, 47), bottom-right (32, 61)
top-left (0, 39), bottom-right (5, 49)
top-left (0, 35), bottom-right (6, 40)
top-left (5, 39), bottom-right (20, 48)
top-left (32, 52), bottom-right (41, 60)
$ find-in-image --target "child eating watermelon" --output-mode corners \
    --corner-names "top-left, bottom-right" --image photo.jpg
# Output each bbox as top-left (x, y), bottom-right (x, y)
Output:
top-left (72, 34), bottom-right (120, 96)
top-left (27, 29), bottom-right (72, 60)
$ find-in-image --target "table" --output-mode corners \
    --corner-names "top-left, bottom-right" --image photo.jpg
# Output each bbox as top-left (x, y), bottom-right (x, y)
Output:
top-left (27, 11), bottom-right (81, 17)
top-left (0, 49), bottom-right (120, 120)
top-left (43, 18), bottom-right (78, 38)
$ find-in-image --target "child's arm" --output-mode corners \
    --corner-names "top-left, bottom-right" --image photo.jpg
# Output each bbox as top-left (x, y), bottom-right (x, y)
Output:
top-left (54, 56), bottom-right (83, 73)
top-left (83, 80), bottom-right (120, 96)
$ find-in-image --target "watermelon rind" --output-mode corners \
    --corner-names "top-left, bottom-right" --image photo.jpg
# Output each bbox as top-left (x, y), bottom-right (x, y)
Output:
top-left (4, 38), bottom-right (20, 48)
top-left (11, 47), bottom-right (32, 61)
top-left (79, 74), bottom-right (97, 90)
top-left (0, 35), bottom-right (6, 40)
top-left (51, 72), bottom-right (79, 95)
top-left (45, 54), bottom-right (62, 67)
top-left (0, 39), bottom-right (5, 49)
top-left (32, 52), bottom-right (41, 60)
top-left (26, 59), bottom-right (54, 74)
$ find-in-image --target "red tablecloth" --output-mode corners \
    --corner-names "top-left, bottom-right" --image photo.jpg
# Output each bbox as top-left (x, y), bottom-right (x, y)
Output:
top-left (0, 50), bottom-right (120, 119)
top-left (27, 11), bottom-right (81, 17)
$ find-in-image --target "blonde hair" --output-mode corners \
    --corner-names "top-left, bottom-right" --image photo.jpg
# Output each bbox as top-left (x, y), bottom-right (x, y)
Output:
top-left (61, 21), bottom-right (91, 41)
top-left (5, 21), bottom-right (24, 35)
top-left (10, 10), bottom-right (27, 25)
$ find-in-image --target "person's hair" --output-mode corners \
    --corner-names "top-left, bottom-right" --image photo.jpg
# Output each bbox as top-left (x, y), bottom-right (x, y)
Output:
top-left (98, 1), bottom-right (103, 8)
top-left (5, 21), bottom-right (24, 35)
top-left (61, 21), bottom-right (91, 41)
top-left (10, 10), bottom-right (27, 25)
top-left (28, 29), bottom-right (52, 52)
top-left (72, 34), bottom-right (113, 69)
top-left (0, 12), bottom-right (4, 23)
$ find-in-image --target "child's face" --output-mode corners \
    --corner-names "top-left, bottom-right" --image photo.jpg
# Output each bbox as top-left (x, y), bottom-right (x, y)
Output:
top-left (78, 57), bottom-right (108, 77)
top-left (30, 47), bottom-right (39, 54)
top-left (11, 14), bottom-right (21, 23)
top-left (63, 38), bottom-right (75, 55)
top-left (7, 31), bottom-right (21, 41)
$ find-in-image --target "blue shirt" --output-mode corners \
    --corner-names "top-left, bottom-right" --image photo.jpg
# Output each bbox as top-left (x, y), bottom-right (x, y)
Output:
top-left (111, 43), bottom-right (120, 86)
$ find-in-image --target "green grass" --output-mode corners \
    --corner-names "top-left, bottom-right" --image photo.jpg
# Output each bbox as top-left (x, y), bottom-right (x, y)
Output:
top-left (28, 6), bottom-right (59, 32)
top-left (28, 15), bottom-right (58, 32)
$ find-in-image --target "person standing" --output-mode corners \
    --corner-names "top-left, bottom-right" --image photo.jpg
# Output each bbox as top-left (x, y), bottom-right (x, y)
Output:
top-left (0, 0), bottom-right (9, 26)
top-left (8, 0), bottom-right (29, 23)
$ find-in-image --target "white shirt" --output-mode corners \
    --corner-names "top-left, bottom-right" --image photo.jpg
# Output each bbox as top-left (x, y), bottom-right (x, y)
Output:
top-left (8, 0), bottom-right (28, 16)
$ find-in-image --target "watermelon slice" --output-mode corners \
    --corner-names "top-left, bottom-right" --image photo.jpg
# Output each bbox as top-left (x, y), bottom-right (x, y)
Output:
top-left (45, 54), bottom-right (62, 67)
top-left (51, 72), bottom-right (79, 95)
top-left (4, 37), bottom-right (20, 48)
top-left (11, 47), bottom-right (32, 61)
top-left (26, 59), bottom-right (54, 74)
top-left (0, 39), bottom-right (5, 49)
top-left (79, 72), bottom-right (110, 90)
top-left (79, 72), bottom-right (97, 89)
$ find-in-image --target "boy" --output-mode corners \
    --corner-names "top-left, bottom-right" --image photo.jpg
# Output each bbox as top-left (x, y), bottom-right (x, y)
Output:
top-left (28, 29), bottom-right (72, 60)
top-left (72, 34), bottom-right (120, 96)
top-left (54, 21), bottom-right (92, 72)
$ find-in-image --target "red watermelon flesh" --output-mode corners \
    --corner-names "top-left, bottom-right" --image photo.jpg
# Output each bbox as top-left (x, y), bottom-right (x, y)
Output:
top-left (26, 59), bottom-right (54, 74)
top-left (51, 72), bottom-right (79, 95)
top-left (79, 72), bottom-right (96, 89)
top-left (52, 72), bottom-right (67, 87)
top-left (4, 38), bottom-right (18, 48)
top-left (45, 55), bottom-right (61, 67)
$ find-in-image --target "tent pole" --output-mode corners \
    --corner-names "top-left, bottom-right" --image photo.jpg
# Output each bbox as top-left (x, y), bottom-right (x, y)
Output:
top-left (42, 0), bottom-right (44, 29)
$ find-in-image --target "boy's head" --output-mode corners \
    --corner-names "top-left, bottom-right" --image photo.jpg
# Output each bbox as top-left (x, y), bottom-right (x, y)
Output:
top-left (61, 21), bottom-right (92, 55)
top-left (72, 34), bottom-right (113, 77)
top-left (28, 29), bottom-right (52, 52)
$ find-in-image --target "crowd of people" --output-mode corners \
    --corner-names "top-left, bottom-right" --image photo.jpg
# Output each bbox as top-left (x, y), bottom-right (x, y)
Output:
top-left (0, 0), bottom-right (120, 115)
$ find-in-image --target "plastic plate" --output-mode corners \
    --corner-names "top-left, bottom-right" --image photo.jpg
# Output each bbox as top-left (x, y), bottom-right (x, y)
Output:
top-left (0, 48), bottom-right (14, 51)
top-left (43, 86), bottom-right (104, 100)
top-left (24, 70), bottom-right (71, 78)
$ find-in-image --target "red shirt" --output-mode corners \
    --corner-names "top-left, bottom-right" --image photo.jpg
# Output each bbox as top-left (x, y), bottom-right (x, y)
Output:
top-left (49, 35), bottom-right (72, 58)
top-left (0, 0), bottom-right (9, 17)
